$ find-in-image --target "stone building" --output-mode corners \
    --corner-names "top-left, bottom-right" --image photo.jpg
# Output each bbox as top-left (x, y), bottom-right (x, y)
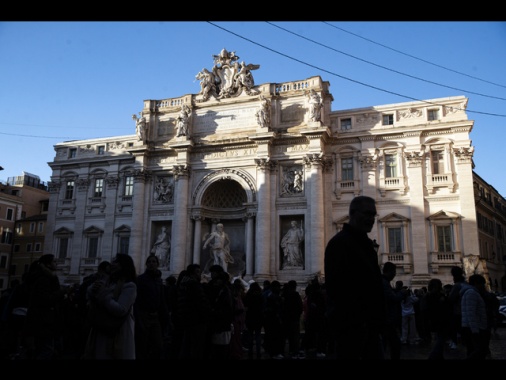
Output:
top-left (44, 48), bottom-right (483, 288)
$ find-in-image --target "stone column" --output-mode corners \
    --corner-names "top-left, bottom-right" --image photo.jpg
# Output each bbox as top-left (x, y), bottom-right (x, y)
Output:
top-left (254, 158), bottom-right (274, 278)
top-left (405, 151), bottom-right (430, 285)
top-left (171, 165), bottom-right (190, 275)
top-left (70, 177), bottom-right (90, 275)
top-left (103, 175), bottom-right (120, 257)
top-left (359, 153), bottom-right (378, 200)
top-left (453, 147), bottom-right (479, 258)
top-left (304, 154), bottom-right (326, 274)
top-left (244, 213), bottom-right (255, 278)
top-left (192, 215), bottom-right (203, 265)
top-left (130, 169), bottom-right (149, 273)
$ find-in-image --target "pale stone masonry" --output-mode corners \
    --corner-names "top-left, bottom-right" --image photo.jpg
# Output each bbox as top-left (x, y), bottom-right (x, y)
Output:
top-left (44, 49), bottom-right (480, 288)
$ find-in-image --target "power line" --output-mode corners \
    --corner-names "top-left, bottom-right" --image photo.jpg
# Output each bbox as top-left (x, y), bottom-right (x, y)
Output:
top-left (207, 22), bottom-right (506, 118)
top-left (0, 123), bottom-right (131, 140)
top-left (267, 21), bottom-right (506, 101)
top-left (323, 21), bottom-right (506, 90)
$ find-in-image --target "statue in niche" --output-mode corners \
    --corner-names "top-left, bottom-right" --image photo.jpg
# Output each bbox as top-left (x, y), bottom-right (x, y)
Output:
top-left (307, 89), bottom-right (323, 122)
top-left (151, 225), bottom-right (171, 268)
top-left (255, 95), bottom-right (271, 129)
top-left (203, 223), bottom-right (234, 274)
top-left (281, 220), bottom-right (304, 268)
top-left (132, 113), bottom-right (147, 141)
top-left (176, 104), bottom-right (192, 137)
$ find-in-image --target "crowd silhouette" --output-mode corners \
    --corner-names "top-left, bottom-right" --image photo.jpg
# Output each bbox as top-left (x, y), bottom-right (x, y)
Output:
top-left (0, 256), bottom-right (501, 360)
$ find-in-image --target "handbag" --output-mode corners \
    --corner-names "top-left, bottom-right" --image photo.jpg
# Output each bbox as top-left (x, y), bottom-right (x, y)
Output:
top-left (86, 281), bottom-right (129, 336)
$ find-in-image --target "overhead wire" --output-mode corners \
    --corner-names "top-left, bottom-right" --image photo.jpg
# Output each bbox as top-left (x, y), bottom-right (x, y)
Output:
top-left (208, 21), bottom-right (506, 118)
top-left (3, 21), bottom-right (506, 142)
top-left (267, 21), bottom-right (506, 101)
top-left (322, 21), bottom-right (506, 90)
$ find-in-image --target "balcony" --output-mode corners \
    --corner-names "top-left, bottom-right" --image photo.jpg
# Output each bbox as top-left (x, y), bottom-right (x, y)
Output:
top-left (334, 180), bottom-right (360, 199)
top-left (380, 252), bottom-right (412, 273)
top-left (429, 251), bottom-right (462, 273)
top-left (379, 176), bottom-right (407, 196)
top-left (425, 173), bottom-right (456, 194)
top-left (55, 257), bottom-right (71, 275)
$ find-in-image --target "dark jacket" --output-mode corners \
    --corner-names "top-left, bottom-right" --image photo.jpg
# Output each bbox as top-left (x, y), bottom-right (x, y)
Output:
top-left (324, 223), bottom-right (386, 329)
top-left (24, 263), bottom-right (66, 338)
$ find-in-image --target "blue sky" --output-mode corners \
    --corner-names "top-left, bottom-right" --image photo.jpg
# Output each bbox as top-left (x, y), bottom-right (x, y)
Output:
top-left (1, 21), bottom-right (506, 195)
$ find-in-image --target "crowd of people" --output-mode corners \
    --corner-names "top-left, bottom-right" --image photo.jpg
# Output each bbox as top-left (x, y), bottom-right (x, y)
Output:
top-left (0, 196), bottom-right (501, 360)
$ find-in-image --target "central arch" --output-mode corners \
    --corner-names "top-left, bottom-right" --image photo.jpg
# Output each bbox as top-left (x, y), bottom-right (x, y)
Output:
top-left (191, 169), bottom-right (257, 277)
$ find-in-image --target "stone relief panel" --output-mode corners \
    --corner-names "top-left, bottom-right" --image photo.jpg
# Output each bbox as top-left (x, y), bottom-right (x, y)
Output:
top-left (280, 165), bottom-right (304, 197)
top-left (153, 176), bottom-right (174, 204)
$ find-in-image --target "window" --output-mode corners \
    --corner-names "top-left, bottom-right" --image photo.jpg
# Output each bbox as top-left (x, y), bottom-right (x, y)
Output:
top-left (68, 148), bottom-right (77, 158)
top-left (35, 243), bottom-right (41, 252)
top-left (431, 151), bottom-right (444, 174)
top-left (30, 222), bottom-right (35, 233)
top-left (6, 208), bottom-right (14, 221)
top-left (38, 222), bottom-right (44, 233)
top-left (14, 244), bottom-right (20, 252)
top-left (16, 223), bottom-right (21, 234)
top-left (0, 256), bottom-right (6, 269)
top-left (428, 109), bottom-right (439, 121)
top-left (26, 243), bottom-right (32, 252)
top-left (97, 145), bottom-right (105, 155)
top-left (340, 118), bottom-right (352, 131)
top-left (382, 114), bottom-right (394, 125)
top-left (58, 238), bottom-right (69, 259)
top-left (1, 230), bottom-right (12, 244)
top-left (388, 227), bottom-right (402, 253)
top-left (385, 154), bottom-right (397, 178)
top-left (341, 157), bottom-right (354, 181)
top-left (65, 180), bottom-right (75, 200)
top-left (124, 176), bottom-right (134, 196)
top-left (94, 178), bottom-right (104, 198)
top-left (437, 225), bottom-right (452, 252)
top-left (88, 237), bottom-right (99, 258)
top-left (118, 236), bottom-right (130, 255)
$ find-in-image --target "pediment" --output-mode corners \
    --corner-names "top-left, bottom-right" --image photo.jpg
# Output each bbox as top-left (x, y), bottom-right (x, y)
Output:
top-left (83, 225), bottom-right (104, 234)
top-left (427, 210), bottom-right (461, 221)
top-left (379, 212), bottom-right (409, 223)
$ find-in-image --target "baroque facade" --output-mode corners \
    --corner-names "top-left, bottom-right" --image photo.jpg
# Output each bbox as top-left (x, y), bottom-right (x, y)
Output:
top-left (45, 48), bottom-right (483, 288)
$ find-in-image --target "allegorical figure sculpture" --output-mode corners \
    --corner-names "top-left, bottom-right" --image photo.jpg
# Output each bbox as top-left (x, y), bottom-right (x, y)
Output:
top-left (196, 48), bottom-right (260, 101)
top-left (176, 104), bottom-right (192, 137)
top-left (281, 220), bottom-right (304, 268)
top-left (255, 95), bottom-right (271, 129)
top-left (154, 177), bottom-right (173, 203)
top-left (203, 223), bottom-right (234, 274)
top-left (132, 113), bottom-right (147, 141)
top-left (307, 89), bottom-right (323, 122)
top-left (195, 68), bottom-right (216, 101)
top-left (151, 226), bottom-right (171, 268)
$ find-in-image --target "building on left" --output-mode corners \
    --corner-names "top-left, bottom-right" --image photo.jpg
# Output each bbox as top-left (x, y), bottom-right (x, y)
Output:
top-left (0, 172), bottom-right (49, 290)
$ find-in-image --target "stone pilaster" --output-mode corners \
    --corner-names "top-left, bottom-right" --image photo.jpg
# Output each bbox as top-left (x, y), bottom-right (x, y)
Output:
top-left (171, 164), bottom-right (191, 274)
top-left (254, 158), bottom-right (275, 277)
top-left (405, 150), bottom-right (430, 276)
top-left (130, 169), bottom-right (149, 273)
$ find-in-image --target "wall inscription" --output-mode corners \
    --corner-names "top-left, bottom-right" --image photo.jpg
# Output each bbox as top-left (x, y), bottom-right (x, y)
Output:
top-left (193, 107), bottom-right (257, 132)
